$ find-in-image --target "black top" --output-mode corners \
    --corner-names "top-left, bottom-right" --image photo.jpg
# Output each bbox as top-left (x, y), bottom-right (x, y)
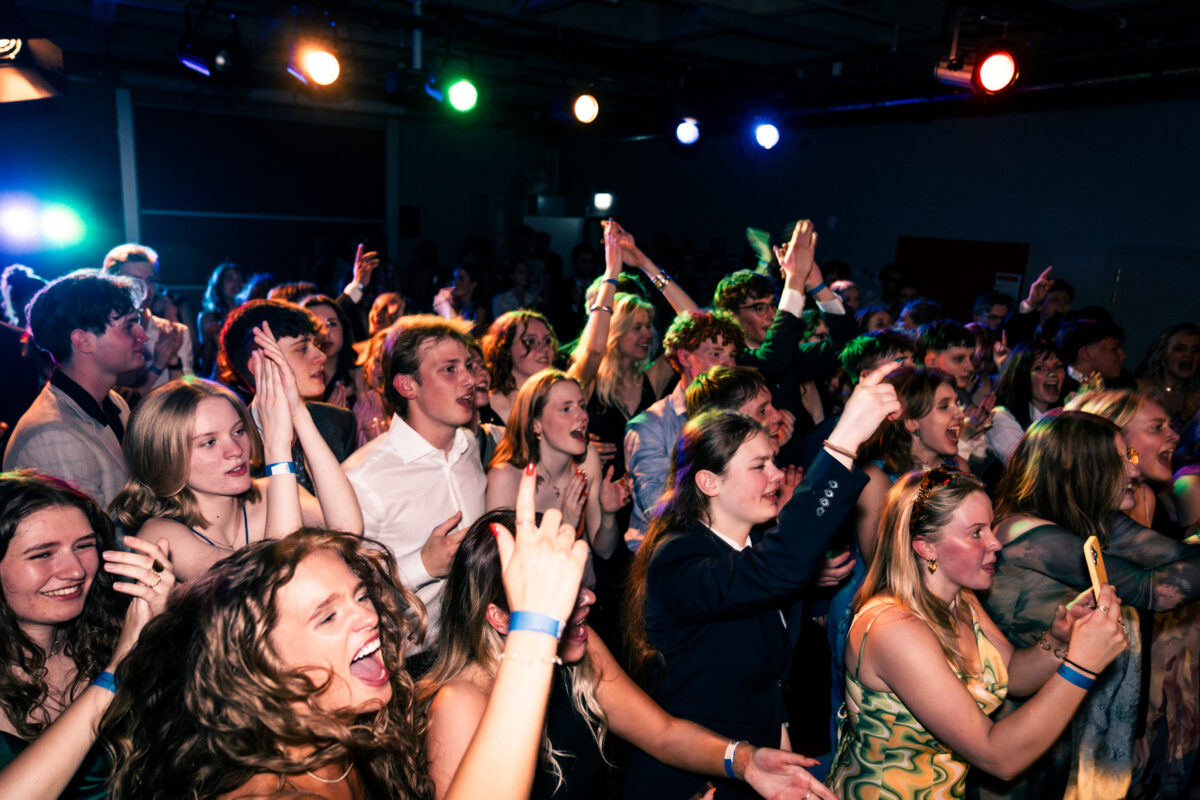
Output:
top-left (586, 374), bottom-right (657, 478)
top-left (529, 668), bottom-right (609, 800)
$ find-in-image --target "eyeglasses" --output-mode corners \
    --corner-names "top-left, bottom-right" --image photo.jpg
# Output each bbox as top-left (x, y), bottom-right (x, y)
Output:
top-left (519, 336), bottom-right (555, 352)
top-left (736, 300), bottom-right (776, 316)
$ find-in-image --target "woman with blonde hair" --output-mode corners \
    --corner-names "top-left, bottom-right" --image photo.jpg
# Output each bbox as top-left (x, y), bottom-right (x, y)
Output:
top-left (485, 369), bottom-right (629, 560)
top-left (828, 467), bottom-right (1127, 799)
top-left (109, 324), bottom-right (363, 581)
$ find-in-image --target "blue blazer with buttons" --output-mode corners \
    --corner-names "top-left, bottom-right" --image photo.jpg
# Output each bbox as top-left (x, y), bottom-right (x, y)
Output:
top-left (622, 450), bottom-right (867, 800)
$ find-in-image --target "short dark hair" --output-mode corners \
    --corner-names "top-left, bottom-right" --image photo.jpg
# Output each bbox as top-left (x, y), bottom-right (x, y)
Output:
top-left (267, 281), bottom-right (319, 303)
top-left (898, 298), bottom-right (944, 328)
top-left (917, 320), bottom-right (974, 356)
top-left (1055, 318), bottom-right (1123, 366)
top-left (217, 299), bottom-right (321, 395)
top-left (713, 270), bottom-right (776, 313)
top-left (662, 310), bottom-right (746, 373)
top-left (972, 291), bottom-right (1014, 318)
top-left (1048, 278), bottom-right (1075, 302)
top-left (685, 366), bottom-right (769, 417)
top-left (27, 270), bottom-right (144, 365)
top-left (854, 304), bottom-right (890, 331)
top-left (382, 315), bottom-right (476, 417)
top-left (839, 330), bottom-right (915, 385)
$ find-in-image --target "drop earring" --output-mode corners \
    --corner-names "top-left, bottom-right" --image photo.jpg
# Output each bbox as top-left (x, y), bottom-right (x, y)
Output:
top-left (927, 558), bottom-right (938, 574)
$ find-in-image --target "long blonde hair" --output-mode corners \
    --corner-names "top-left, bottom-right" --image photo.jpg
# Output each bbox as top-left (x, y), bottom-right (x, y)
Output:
top-left (109, 378), bottom-right (261, 532)
top-left (417, 509), bottom-right (607, 789)
top-left (583, 293), bottom-right (655, 413)
top-left (857, 467), bottom-right (987, 679)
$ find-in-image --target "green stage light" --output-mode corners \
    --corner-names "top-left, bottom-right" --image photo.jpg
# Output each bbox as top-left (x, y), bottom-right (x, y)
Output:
top-left (448, 79), bottom-right (477, 112)
top-left (40, 203), bottom-right (85, 246)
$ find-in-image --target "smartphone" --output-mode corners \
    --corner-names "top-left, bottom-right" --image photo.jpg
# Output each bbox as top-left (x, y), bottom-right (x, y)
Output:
top-left (1083, 535), bottom-right (1108, 604)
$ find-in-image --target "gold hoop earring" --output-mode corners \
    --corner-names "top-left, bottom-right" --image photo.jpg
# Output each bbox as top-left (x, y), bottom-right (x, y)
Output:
top-left (927, 558), bottom-right (938, 574)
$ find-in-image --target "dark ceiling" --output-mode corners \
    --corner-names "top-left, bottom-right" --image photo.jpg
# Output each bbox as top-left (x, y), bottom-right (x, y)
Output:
top-left (10, 0), bottom-right (1200, 136)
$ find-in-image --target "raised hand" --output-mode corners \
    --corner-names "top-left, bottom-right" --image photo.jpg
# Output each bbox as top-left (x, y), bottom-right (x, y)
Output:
top-left (598, 465), bottom-right (630, 513)
top-left (353, 243), bottom-right (381, 286)
top-left (742, 746), bottom-right (838, 800)
top-left (492, 464), bottom-right (589, 625)
top-left (773, 219), bottom-right (818, 291)
top-left (1026, 266), bottom-right (1054, 308)
top-left (602, 220), bottom-right (624, 277)
top-left (105, 536), bottom-right (176, 663)
top-left (828, 360), bottom-right (903, 455)
top-left (249, 348), bottom-right (294, 462)
top-left (251, 322), bottom-right (305, 416)
top-left (993, 330), bottom-right (1011, 371)
top-left (1065, 584), bottom-right (1128, 675)
top-left (961, 393), bottom-right (996, 440)
top-left (561, 472), bottom-right (588, 532)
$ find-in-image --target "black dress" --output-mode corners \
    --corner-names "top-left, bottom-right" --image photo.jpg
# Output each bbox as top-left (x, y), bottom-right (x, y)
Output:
top-left (529, 668), bottom-right (610, 800)
top-left (585, 374), bottom-right (657, 479)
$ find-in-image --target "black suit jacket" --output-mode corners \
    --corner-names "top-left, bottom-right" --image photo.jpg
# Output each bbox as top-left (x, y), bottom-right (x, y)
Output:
top-left (622, 450), bottom-right (867, 800)
top-left (251, 401), bottom-right (357, 494)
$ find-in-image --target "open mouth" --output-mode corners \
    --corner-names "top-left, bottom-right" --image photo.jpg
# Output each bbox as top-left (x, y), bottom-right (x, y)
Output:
top-left (946, 423), bottom-right (961, 444)
top-left (43, 583), bottom-right (84, 600)
top-left (227, 462), bottom-right (248, 477)
top-left (569, 426), bottom-right (587, 443)
top-left (349, 636), bottom-right (389, 686)
top-left (566, 609), bottom-right (589, 643)
top-left (456, 392), bottom-right (475, 410)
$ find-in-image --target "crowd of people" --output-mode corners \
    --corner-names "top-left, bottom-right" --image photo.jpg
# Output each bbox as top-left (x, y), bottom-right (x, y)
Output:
top-left (0, 220), bottom-right (1197, 800)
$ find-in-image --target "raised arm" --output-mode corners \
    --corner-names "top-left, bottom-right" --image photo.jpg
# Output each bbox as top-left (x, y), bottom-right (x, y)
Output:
top-left (618, 224), bottom-right (697, 317)
top-left (252, 324), bottom-right (363, 536)
top-left (444, 465), bottom-right (589, 800)
top-left (0, 538), bottom-right (174, 800)
top-left (567, 224), bottom-right (623, 393)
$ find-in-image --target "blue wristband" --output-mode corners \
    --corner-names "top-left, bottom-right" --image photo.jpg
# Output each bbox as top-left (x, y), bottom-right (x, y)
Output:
top-left (266, 461), bottom-right (297, 476)
top-left (1057, 662), bottom-right (1095, 690)
top-left (508, 611), bottom-right (564, 640)
top-left (724, 740), bottom-right (743, 779)
top-left (91, 671), bottom-right (119, 693)
top-left (810, 280), bottom-right (827, 295)
top-left (603, 278), bottom-right (619, 288)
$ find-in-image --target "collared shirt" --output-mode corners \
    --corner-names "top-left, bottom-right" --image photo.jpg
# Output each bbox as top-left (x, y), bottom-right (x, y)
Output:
top-left (50, 369), bottom-right (125, 443)
top-left (624, 382), bottom-right (688, 548)
top-left (342, 414), bottom-right (487, 647)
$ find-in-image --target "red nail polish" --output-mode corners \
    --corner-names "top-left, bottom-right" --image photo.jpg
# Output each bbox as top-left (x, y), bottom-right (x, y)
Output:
top-left (525, 463), bottom-right (537, 476)
top-left (489, 522), bottom-right (501, 538)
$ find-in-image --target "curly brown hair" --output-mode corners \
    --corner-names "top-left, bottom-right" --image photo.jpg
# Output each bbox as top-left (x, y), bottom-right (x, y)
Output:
top-left (480, 310), bottom-right (559, 394)
top-left (661, 310), bottom-right (746, 373)
top-left (100, 530), bottom-right (433, 800)
top-left (0, 470), bottom-right (124, 739)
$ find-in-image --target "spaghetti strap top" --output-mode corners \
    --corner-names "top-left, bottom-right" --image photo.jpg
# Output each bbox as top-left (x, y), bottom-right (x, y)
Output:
top-left (829, 596), bottom-right (1009, 800)
top-left (187, 506), bottom-right (250, 549)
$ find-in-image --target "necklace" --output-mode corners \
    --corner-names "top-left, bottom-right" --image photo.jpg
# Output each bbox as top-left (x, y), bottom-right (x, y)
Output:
top-left (277, 746), bottom-right (353, 785)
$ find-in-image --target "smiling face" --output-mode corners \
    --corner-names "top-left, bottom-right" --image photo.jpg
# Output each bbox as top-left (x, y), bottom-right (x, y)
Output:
top-left (618, 311), bottom-right (655, 362)
top-left (1029, 353), bottom-right (1066, 409)
top-left (469, 348), bottom-right (491, 409)
top-left (1124, 400), bottom-right (1178, 484)
top-left (705, 432), bottom-right (784, 530)
top-left (1165, 333), bottom-right (1200, 382)
top-left (737, 387), bottom-right (785, 455)
top-left (270, 550), bottom-right (392, 713)
top-left (925, 346), bottom-right (974, 389)
top-left (308, 304), bottom-right (344, 362)
top-left (677, 336), bottom-right (738, 385)
top-left (275, 333), bottom-right (328, 400)
top-left (534, 380), bottom-right (589, 457)
top-left (733, 294), bottom-right (776, 347)
top-left (0, 506), bottom-right (99, 640)
top-left (909, 383), bottom-right (964, 459)
top-left (559, 587), bottom-right (595, 664)
top-left (918, 491), bottom-right (999, 595)
top-left (188, 397), bottom-right (254, 497)
top-left (512, 320), bottom-right (556, 382)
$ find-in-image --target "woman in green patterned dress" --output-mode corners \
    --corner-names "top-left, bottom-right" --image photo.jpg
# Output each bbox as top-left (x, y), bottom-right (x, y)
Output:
top-left (827, 467), bottom-right (1127, 800)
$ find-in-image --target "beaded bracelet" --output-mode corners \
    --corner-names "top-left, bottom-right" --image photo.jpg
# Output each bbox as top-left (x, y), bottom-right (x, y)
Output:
top-left (650, 273), bottom-right (672, 292)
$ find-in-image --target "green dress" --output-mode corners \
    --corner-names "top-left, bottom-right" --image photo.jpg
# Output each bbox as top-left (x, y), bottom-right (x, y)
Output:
top-left (828, 597), bottom-right (1009, 800)
top-left (0, 731), bottom-right (111, 800)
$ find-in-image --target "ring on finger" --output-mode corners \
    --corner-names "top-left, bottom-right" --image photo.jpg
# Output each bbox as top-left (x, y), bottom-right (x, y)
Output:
top-left (147, 572), bottom-right (162, 588)
top-left (1099, 604), bottom-right (1110, 612)
top-left (151, 559), bottom-right (165, 574)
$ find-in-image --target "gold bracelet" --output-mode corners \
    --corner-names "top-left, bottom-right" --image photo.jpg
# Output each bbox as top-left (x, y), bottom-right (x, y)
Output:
top-left (822, 439), bottom-right (857, 463)
top-left (1037, 631), bottom-right (1068, 660)
top-left (498, 652), bottom-right (563, 667)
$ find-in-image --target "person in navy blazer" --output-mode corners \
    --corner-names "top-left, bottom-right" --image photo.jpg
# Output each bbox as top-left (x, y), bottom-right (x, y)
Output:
top-left (623, 363), bottom-right (900, 800)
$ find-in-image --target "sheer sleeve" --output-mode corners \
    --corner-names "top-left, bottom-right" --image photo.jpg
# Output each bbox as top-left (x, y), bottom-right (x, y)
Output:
top-left (999, 518), bottom-right (1200, 611)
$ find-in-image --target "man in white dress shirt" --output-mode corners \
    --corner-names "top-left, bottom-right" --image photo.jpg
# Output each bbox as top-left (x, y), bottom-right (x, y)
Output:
top-left (342, 315), bottom-right (486, 665)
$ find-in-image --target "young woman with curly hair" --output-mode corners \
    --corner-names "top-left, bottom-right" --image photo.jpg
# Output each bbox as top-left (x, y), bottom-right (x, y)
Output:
top-left (0, 470), bottom-right (173, 800)
top-left (99, 529), bottom-right (429, 800)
